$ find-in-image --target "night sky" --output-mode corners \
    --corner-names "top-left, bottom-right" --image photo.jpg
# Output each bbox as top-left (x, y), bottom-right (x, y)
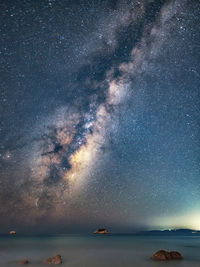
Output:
top-left (0, 0), bottom-right (200, 234)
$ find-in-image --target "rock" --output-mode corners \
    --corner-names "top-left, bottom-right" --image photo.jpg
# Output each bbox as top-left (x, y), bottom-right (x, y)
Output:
top-left (170, 251), bottom-right (183, 259)
top-left (151, 250), bottom-right (183, 261)
top-left (151, 250), bottom-right (171, 260)
top-left (44, 254), bottom-right (62, 264)
top-left (10, 230), bottom-right (16, 235)
top-left (93, 228), bottom-right (109, 234)
top-left (17, 259), bottom-right (29, 265)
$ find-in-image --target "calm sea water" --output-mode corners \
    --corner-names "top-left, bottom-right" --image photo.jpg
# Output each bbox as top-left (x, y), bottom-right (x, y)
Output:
top-left (0, 234), bottom-right (200, 266)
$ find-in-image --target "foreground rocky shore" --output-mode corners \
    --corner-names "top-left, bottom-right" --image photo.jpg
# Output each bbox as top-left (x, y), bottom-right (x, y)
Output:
top-left (16, 250), bottom-right (183, 264)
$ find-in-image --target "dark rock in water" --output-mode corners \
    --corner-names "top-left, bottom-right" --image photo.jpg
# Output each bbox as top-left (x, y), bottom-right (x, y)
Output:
top-left (17, 259), bottom-right (29, 265)
top-left (151, 250), bottom-right (183, 260)
top-left (151, 250), bottom-right (171, 260)
top-left (93, 228), bottom-right (109, 234)
top-left (44, 254), bottom-right (62, 264)
top-left (170, 251), bottom-right (183, 259)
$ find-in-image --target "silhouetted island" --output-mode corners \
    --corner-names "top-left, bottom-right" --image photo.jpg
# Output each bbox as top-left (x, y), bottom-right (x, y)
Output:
top-left (136, 229), bottom-right (200, 236)
top-left (93, 228), bottom-right (109, 234)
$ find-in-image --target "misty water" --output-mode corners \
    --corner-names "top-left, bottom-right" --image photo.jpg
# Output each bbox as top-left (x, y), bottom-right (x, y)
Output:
top-left (0, 234), bottom-right (200, 266)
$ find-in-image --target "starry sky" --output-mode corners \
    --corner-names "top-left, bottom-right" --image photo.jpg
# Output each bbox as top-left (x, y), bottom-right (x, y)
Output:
top-left (0, 0), bottom-right (200, 234)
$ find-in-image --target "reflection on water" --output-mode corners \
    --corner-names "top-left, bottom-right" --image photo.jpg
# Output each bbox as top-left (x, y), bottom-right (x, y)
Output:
top-left (0, 234), bottom-right (200, 266)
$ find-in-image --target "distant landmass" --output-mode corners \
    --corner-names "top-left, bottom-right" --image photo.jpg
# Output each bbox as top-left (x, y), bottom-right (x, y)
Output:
top-left (0, 228), bottom-right (199, 237)
top-left (136, 229), bottom-right (200, 236)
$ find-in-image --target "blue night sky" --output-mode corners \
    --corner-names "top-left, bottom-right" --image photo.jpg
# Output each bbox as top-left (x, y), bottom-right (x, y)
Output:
top-left (0, 0), bottom-right (199, 233)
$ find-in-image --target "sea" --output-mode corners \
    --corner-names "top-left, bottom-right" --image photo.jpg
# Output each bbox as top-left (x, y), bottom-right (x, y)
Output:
top-left (0, 234), bottom-right (200, 266)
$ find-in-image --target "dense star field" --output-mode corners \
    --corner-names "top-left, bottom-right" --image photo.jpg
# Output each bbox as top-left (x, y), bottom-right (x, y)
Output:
top-left (0, 0), bottom-right (199, 233)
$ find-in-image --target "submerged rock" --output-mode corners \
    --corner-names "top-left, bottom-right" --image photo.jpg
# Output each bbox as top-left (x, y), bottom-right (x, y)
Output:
top-left (93, 228), bottom-right (109, 234)
top-left (17, 259), bottom-right (29, 265)
top-left (44, 254), bottom-right (62, 264)
top-left (151, 250), bottom-right (183, 260)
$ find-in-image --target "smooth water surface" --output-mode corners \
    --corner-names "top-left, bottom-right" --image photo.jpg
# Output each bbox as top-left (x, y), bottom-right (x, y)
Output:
top-left (0, 234), bottom-right (200, 266)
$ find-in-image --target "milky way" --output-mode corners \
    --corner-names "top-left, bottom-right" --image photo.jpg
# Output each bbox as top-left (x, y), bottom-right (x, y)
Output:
top-left (0, 0), bottom-right (200, 233)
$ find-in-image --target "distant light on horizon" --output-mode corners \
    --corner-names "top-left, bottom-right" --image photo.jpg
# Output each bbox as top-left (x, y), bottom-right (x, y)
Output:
top-left (152, 212), bottom-right (200, 231)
